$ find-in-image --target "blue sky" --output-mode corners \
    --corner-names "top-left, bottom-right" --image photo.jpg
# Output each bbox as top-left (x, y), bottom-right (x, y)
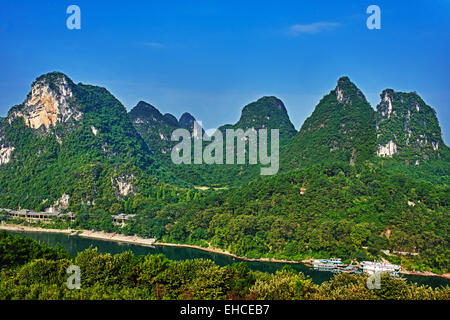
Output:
top-left (1, 0), bottom-right (449, 142)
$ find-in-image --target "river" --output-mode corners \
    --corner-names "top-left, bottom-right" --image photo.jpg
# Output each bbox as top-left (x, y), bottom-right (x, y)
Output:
top-left (7, 230), bottom-right (450, 288)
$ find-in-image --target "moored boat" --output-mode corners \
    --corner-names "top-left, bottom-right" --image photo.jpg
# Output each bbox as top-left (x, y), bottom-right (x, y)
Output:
top-left (360, 261), bottom-right (401, 275)
top-left (338, 264), bottom-right (361, 274)
top-left (311, 258), bottom-right (345, 272)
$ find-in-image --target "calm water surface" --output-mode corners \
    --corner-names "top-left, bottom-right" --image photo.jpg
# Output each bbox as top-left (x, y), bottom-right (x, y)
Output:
top-left (7, 230), bottom-right (450, 288)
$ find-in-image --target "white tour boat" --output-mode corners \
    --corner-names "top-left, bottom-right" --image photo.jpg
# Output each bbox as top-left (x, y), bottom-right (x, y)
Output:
top-left (360, 261), bottom-right (401, 275)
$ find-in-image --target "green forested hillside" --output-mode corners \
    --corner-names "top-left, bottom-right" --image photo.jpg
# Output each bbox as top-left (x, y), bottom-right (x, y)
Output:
top-left (0, 73), bottom-right (187, 212)
top-left (221, 96), bottom-right (297, 145)
top-left (281, 77), bottom-right (376, 170)
top-left (0, 72), bottom-right (449, 276)
top-left (129, 162), bottom-right (448, 273)
top-left (376, 90), bottom-right (445, 162)
top-left (128, 101), bottom-right (181, 159)
top-left (131, 96), bottom-right (297, 186)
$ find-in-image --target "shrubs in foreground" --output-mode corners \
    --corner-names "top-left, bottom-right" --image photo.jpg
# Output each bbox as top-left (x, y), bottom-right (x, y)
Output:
top-left (0, 231), bottom-right (448, 300)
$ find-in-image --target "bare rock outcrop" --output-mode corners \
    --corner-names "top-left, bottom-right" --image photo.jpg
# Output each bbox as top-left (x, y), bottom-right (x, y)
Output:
top-left (0, 145), bottom-right (14, 165)
top-left (111, 174), bottom-right (136, 199)
top-left (8, 73), bottom-right (82, 130)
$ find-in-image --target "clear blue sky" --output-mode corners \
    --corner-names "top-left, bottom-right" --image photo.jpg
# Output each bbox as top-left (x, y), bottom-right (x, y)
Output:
top-left (1, 0), bottom-right (449, 143)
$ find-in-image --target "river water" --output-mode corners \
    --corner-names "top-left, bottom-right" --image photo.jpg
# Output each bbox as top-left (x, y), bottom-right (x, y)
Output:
top-left (7, 230), bottom-right (450, 288)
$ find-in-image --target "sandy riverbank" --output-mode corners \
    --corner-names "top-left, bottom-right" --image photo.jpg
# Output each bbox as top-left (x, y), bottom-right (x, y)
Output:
top-left (0, 223), bottom-right (74, 235)
top-left (0, 223), bottom-right (156, 247)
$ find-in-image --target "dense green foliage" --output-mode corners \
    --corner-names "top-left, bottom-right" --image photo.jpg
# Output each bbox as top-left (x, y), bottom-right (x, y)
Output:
top-left (378, 155), bottom-right (450, 186)
top-left (0, 231), bottom-right (70, 268)
top-left (131, 96), bottom-right (297, 186)
top-left (281, 77), bottom-right (376, 170)
top-left (225, 96), bottom-right (297, 146)
top-left (0, 73), bottom-right (188, 211)
top-left (135, 163), bottom-right (449, 273)
top-left (376, 90), bottom-right (445, 162)
top-left (196, 96), bottom-right (297, 186)
top-left (0, 233), bottom-right (448, 300)
top-left (128, 101), bottom-right (180, 159)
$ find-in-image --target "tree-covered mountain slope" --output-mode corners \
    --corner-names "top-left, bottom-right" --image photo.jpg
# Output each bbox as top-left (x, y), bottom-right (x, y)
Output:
top-left (192, 96), bottom-right (298, 186)
top-left (179, 112), bottom-right (206, 135)
top-left (0, 72), bottom-right (186, 212)
top-left (280, 78), bottom-right (449, 185)
top-left (131, 96), bottom-right (297, 186)
top-left (128, 102), bottom-right (211, 186)
top-left (281, 77), bottom-right (376, 170)
top-left (128, 162), bottom-right (449, 273)
top-left (1, 72), bottom-right (447, 194)
top-left (375, 89), bottom-right (449, 163)
top-left (218, 96), bottom-right (297, 145)
top-left (372, 89), bottom-right (450, 185)
top-left (128, 101), bottom-right (181, 158)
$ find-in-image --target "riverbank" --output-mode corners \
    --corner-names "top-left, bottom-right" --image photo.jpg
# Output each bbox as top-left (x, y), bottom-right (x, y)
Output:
top-left (0, 223), bottom-right (74, 235)
top-left (0, 223), bottom-right (301, 264)
top-left (0, 223), bottom-right (156, 247)
top-left (1, 223), bottom-right (449, 279)
top-left (401, 270), bottom-right (450, 279)
top-left (153, 241), bottom-right (301, 264)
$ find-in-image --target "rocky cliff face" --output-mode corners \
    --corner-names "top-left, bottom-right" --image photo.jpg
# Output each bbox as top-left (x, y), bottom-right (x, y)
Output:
top-left (0, 145), bottom-right (14, 165)
top-left (111, 174), bottom-right (136, 199)
top-left (45, 193), bottom-right (70, 212)
top-left (8, 73), bottom-right (82, 130)
top-left (377, 140), bottom-right (397, 157)
top-left (375, 89), bottom-right (444, 163)
top-left (0, 72), bottom-right (173, 212)
top-left (334, 77), bottom-right (366, 105)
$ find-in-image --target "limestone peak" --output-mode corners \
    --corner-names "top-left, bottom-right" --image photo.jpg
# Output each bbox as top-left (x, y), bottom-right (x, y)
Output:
top-left (375, 90), bottom-right (445, 162)
top-left (8, 72), bottom-right (81, 129)
top-left (179, 112), bottom-right (197, 129)
top-left (335, 76), bottom-right (366, 105)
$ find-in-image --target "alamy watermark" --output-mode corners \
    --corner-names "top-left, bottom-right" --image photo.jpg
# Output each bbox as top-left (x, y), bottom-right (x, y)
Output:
top-left (171, 121), bottom-right (279, 175)
top-left (66, 264), bottom-right (81, 289)
top-left (366, 5), bottom-right (381, 30)
top-left (66, 5), bottom-right (81, 30)
top-left (366, 272), bottom-right (382, 290)
top-left (64, 5), bottom-right (380, 32)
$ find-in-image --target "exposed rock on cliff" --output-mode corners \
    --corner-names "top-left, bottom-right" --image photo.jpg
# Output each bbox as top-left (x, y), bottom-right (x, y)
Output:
top-left (375, 89), bottom-right (445, 162)
top-left (46, 193), bottom-right (70, 212)
top-left (111, 175), bottom-right (136, 199)
top-left (8, 72), bottom-right (82, 130)
top-left (0, 145), bottom-right (14, 165)
top-left (377, 140), bottom-right (398, 157)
